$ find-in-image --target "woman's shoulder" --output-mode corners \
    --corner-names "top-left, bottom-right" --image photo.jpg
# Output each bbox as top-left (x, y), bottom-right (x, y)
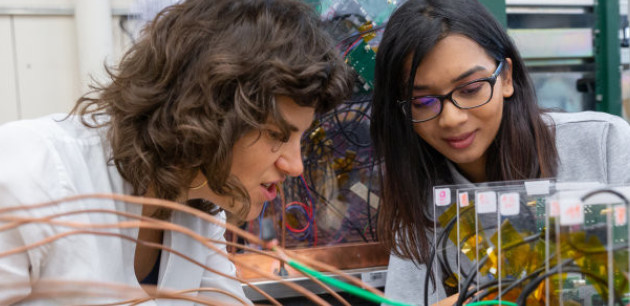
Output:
top-left (0, 115), bottom-right (64, 168)
top-left (0, 114), bottom-right (114, 204)
top-left (546, 111), bottom-right (630, 183)
top-left (0, 115), bottom-right (55, 138)
top-left (0, 114), bottom-right (105, 143)
top-left (0, 115), bottom-right (103, 167)
top-left (0, 117), bottom-right (67, 206)
top-left (545, 111), bottom-right (628, 128)
top-left (551, 111), bottom-right (630, 143)
top-left (544, 111), bottom-right (629, 143)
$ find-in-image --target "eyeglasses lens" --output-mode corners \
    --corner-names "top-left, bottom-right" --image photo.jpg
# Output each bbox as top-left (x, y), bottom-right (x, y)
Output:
top-left (409, 80), bottom-right (492, 122)
top-left (452, 80), bottom-right (492, 108)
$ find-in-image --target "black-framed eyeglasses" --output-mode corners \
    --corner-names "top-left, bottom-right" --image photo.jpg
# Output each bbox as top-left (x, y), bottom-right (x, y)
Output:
top-left (398, 60), bottom-right (505, 123)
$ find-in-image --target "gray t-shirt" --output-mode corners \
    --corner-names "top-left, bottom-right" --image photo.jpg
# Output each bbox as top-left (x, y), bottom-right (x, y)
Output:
top-left (384, 111), bottom-right (630, 305)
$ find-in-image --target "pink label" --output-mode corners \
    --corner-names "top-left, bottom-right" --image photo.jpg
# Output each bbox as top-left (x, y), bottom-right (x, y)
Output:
top-left (459, 192), bottom-right (469, 207)
top-left (499, 192), bottom-right (520, 216)
top-left (615, 205), bottom-right (627, 226)
top-left (434, 188), bottom-right (451, 206)
top-left (559, 198), bottom-right (584, 226)
top-left (476, 191), bottom-right (497, 214)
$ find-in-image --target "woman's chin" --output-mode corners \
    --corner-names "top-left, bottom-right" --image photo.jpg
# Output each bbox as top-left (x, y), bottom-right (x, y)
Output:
top-left (244, 206), bottom-right (264, 221)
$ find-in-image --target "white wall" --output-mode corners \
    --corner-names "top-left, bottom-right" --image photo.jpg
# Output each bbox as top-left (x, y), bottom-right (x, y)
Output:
top-left (13, 16), bottom-right (80, 119)
top-left (0, 16), bottom-right (18, 123)
top-left (0, 0), bottom-right (135, 124)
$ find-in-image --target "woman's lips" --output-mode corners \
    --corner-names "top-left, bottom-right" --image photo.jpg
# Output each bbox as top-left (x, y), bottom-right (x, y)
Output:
top-left (260, 183), bottom-right (277, 201)
top-left (445, 131), bottom-right (476, 149)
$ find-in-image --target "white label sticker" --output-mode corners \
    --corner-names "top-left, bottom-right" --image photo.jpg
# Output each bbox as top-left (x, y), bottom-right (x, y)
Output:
top-left (499, 192), bottom-right (520, 216)
top-left (524, 180), bottom-right (550, 195)
top-left (350, 182), bottom-right (381, 209)
top-left (615, 205), bottom-right (627, 226)
top-left (559, 198), bottom-right (584, 226)
top-left (549, 200), bottom-right (560, 217)
top-left (476, 191), bottom-right (497, 214)
top-left (361, 270), bottom-right (387, 288)
top-left (459, 192), bottom-right (470, 207)
top-left (434, 188), bottom-right (451, 206)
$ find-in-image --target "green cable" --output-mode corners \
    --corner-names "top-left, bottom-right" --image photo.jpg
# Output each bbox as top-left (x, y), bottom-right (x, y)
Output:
top-left (287, 260), bottom-right (412, 306)
top-left (465, 301), bottom-right (518, 306)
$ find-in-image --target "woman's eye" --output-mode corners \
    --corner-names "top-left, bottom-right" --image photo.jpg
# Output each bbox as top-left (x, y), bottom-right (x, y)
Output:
top-left (457, 82), bottom-right (483, 96)
top-left (412, 97), bottom-right (439, 108)
top-left (268, 130), bottom-right (289, 143)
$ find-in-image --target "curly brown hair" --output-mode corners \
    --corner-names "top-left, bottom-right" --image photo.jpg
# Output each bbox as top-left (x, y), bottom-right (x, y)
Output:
top-left (71, 0), bottom-right (353, 217)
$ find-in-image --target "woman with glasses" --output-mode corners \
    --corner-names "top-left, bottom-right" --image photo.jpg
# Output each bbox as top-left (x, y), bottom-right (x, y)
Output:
top-left (370, 0), bottom-right (630, 304)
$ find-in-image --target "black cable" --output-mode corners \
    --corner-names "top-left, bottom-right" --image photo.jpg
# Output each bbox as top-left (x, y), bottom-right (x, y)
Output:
top-left (495, 262), bottom-right (552, 300)
top-left (470, 259), bottom-right (556, 302)
top-left (456, 255), bottom-right (490, 306)
top-left (516, 265), bottom-right (623, 306)
top-left (332, 108), bottom-right (372, 148)
top-left (581, 188), bottom-right (630, 206)
top-left (454, 228), bottom-right (542, 302)
top-left (424, 240), bottom-right (438, 306)
top-left (504, 189), bottom-right (630, 305)
top-left (299, 178), bottom-right (369, 243)
top-left (503, 232), bottom-right (542, 249)
top-left (424, 189), bottom-right (629, 305)
top-left (424, 209), bottom-right (463, 306)
top-left (438, 215), bottom-right (459, 284)
top-left (452, 196), bottom-right (542, 301)
top-left (446, 205), bottom-right (502, 282)
top-left (572, 188), bottom-right (630, 254)
top-left (454, 227), bottom-right (540, 303)
top-left (299, 101), bottom-right (376, 245)
top-left (466, 278), bottom-right (519, 301)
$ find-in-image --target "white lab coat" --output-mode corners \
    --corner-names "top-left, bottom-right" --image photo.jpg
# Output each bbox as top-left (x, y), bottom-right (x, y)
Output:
top-left (0, 114), bottom-right (249, 305)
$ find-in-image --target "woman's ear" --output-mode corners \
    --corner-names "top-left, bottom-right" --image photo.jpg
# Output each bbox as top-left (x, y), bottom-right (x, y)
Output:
top-left (502, 58), bottom-right (514, 99)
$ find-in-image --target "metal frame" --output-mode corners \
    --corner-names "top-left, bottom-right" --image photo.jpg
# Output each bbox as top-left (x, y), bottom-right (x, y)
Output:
top-left (594, 0), bottom-right (622, 115)
top-left (480, 0), bottom-right (507, 28)
top-left (485, 0), bottom-right (623, 115)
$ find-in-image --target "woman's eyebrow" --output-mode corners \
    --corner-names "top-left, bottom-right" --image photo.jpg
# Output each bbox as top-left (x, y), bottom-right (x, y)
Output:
top-left (412, 84), bottom-right (430, 91)
top-left (451, 65), bottom-right (486, 83)
top-left (412, 65), bottom-right (487, 90)
top-left (268, 122), bottom-right (299, 132)
top-left (288, 124), bottom-right (299, 132)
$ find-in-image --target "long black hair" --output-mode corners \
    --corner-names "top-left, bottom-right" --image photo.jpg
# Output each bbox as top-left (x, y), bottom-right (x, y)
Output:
top-left (370, 0), bottom-right (557, 281)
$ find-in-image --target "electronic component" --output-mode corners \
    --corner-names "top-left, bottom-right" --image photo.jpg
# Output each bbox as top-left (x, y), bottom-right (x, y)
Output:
top-left (432, 181), bottom-right (630, 305)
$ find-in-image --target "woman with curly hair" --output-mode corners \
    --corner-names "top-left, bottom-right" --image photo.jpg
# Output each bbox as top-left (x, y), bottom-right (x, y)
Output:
top-left (0, 0), bottom-right (353, 304)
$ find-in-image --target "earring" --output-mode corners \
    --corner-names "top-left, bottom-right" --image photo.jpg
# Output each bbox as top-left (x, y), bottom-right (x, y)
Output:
top-left (190, 180), bottom-right (208, 190)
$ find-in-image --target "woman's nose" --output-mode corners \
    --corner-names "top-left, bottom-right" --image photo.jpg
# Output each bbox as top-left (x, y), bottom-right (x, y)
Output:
top-left (438, 99), bottom-right (467, 128)
top-left (275, 140), bottom-right (304, 177)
